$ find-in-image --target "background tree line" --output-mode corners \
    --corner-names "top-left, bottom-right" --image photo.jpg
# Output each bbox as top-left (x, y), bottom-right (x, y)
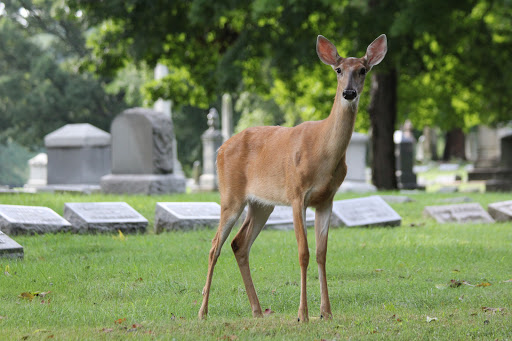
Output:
top-left (1, 0), bottom-right (511, 188)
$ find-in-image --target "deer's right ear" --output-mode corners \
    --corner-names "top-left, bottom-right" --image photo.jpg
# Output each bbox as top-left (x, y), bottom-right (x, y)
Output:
top-left (316, 35), bottom-right (342, 66)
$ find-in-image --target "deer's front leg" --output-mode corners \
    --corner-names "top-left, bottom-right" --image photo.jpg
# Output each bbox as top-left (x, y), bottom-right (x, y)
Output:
top-left (315, 202), bottom-right (333, 319)
top-left (292, 201), bottom-right (309, 322)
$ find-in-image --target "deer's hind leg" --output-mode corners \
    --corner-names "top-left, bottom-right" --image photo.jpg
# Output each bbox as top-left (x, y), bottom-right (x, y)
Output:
top-left (231, 202), bottom-right (274, 317)
top-left (198, 200), bottom-right (245, 320)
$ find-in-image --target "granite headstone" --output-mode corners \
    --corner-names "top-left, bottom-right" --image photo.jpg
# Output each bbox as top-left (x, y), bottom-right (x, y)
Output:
top-left (264, 206), bottom-right (315, 231)
top-left (423, 203), bottom-right (495, 223)
top-left (0, 205), bottom-right (72, 235)
top-left (155, 202), bottom-right (221, 233)
top-left (64, 202), bottom-right (148, 234)
top-left (330, 196), bottom-right (402, 227)
top-left (487, 200), bottom-right (512, 222)
top-left (0, 230), bottom-right (24, 258)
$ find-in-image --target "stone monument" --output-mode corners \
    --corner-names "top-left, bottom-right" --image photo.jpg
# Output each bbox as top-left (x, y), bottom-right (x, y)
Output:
top-left (338, 132), bottom-right (376, 192)
top-left (44, 123), bottom-right (110, 191)
top-left (155, 202), bottom-right (222, 233)
top-left (485, 131), bottom-right (512, 191)
top-left (222, 93), bottom-right (234, 143)
top-left (64, 202), bottom-right (148, 234)
top-left (330, 196), bottom-right (402, 227)
top-left (24, 153), bottom-right (47, 190)
top-left (0, 230), bottom-right (24, 259)
top-left (199, 108), bottom-right (223, 191)
top-left (0, 204), bottom-right (72, 235)
top-left (395, 120), bottom-right (418, 189)
top-left (101, 108), bottom-right (186, 194)
top-left (423, 203), bottom-right (494, 223)
top-left (487, 200), bottom-right (512, 222)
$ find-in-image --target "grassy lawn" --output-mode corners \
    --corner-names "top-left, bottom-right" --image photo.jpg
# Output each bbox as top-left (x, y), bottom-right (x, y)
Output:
top-left (0, 191), bottom-right (511, 340)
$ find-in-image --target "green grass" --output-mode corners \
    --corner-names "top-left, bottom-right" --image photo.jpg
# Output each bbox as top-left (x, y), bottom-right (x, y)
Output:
top-left (0, 191), bottom-right (511, 340)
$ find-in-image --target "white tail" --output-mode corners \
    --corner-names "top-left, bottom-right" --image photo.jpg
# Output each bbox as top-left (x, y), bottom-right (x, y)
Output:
top-left (198, 34), bottom-right (387, 322)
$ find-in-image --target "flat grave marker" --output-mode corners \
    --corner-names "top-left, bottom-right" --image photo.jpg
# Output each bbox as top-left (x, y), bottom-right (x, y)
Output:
top-left (0, 230), bottom-right (24, 259)
top-left (64, 202), bottom-right (148, 233)
top-left (155, 202), bottom-right (221, 233)
top-left (265, 206), bottom-right (315, 231)
top-left (487, 200), bottom-right (512, 222)
top-left (0, 204), bottom-right (71, 235)
top-left (330, 196), bottom-right (402, 227)
top-left (423, 203), bottom-right (495, 223)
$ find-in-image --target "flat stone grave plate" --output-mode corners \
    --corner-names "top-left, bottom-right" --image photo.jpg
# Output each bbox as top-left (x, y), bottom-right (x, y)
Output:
top-left (379, 195), bottom-right (413, 204)
top-left (487, 200), bottom-right (512, 222)
top-left (155, 202), bottom-right (221, 233)
top-left (64, 202), bottom-right (148, 234)
top-left (423, 203), bottom-right (495, 223)
top-left (0, 230), bottom-right (24, 258)
top-left (264, 206), bottom-right (315, 231)
top-left (0, 204), bottom-right (71, 235)
top-left (330, 196), bottom-right (402, 227)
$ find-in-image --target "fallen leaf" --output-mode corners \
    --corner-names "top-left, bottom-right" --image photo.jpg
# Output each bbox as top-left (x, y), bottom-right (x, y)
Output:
top-left (33, 329), bottom-right (51, 334)
top-left (39, 291), bottom-right (51, 298)
top-left (503, 279), bottom-right (512, 283)
top-left (426, 316), bottom-right (438, 322)
top-left (375, 269), bottom-right (384, 272)
top-left (459, 295), bottom-right (464, 301)
top-left (484, 320), bottom-right (490, 325)
top-left (113, 230), bottom-right (126, 241)
top-left (476, 282), bottom-right (491, 287)
top-left (135, 277), bottom-right (143, 282)
top-left (220, 335), bottom-right (238, 341)
top-left (19, 292), bottom-right (35, 301)
top-left (481, 307), bottom-right (504, 313)
top-left (114, 318), bottom-right (126, 324)
top-left (452, 269), bottom-right (460, 272)
top-left (101, 328), bottom-right (113, 333)
top-left (263, 308), bottom-right (274, 315)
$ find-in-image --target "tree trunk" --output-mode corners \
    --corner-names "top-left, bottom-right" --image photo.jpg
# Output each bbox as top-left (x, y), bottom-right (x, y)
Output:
top-left (368, 69), bottom-right (398, 190)
top-left (443, 128), bottom-right (466, 161)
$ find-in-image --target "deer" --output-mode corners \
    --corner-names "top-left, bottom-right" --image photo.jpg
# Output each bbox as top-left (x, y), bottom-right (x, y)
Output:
top-left (198, 34), bottom-right (387, 322)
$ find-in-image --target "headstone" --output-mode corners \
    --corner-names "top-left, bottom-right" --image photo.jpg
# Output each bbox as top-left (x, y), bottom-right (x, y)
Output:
top-left (465, 128), bottom-right (478, 163)
top-left (221, 93), bottom-right (234, 143)
top-left (438, 196), bottom-right (473, 203)
top-left (64, 202), bottom-right (148, 234)
top-left (0, 205), bottom-right (72, 235)
top-left (475, 125), bottom-right (500, 169)
top-left (199, 108), bottom-right (223, 191)
top-left (155, 202), bottom-right (222, 233)
top-left (487, 200), bottom-right (512, 222)
top-left (379, 195), bottom-right (414, 204)
top-left (423, 203), bottom-right (494, 223)
top-left (485, 132), bottom-right (512, 191)
top-left (395, 120), bottom-right (418, 189)
top-left (44, 124), bottom-right (110, 189)
top-left (338, 132), bottom-right (376, 193)
top-left (265, 206), bottom-right (315, 231)
top-left (101, 107), bottom-right (186, 194)
top-left (0, 231), bottom-right (24, 259)
top-left (330, 196), bottom-right (402, 227)
top-left (439, 163), bottom-right (459, 172)
top-left (422, 125), bottom-right (438, 161)
top-left (25, 153), bottom-right (47, 189)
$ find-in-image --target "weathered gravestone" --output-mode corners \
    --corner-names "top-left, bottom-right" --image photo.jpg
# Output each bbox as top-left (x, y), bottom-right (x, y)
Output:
top-left (379, 195), bottom-right (414, 204)
top-left (101, 108), bottom-right (186, 194)
top-left (45, 123), bottom-right (111, 186)
top-left (199, 108), bottom-right (223, 191)
top-left (264, 206), bottom-right (315, 231)
top-left (487, 200), bottom-right (512, 222)
top-left (0, 205), bottom-right (71, 235)
top-left (64, 202), bottom-right (148, 234)
top-left (25, 153), bottom-right (47, 190)
top-left (155, 202), bottom-right (222, 233)
top-left (338, 132), bottom-right (376, 193)
top-left (0, 230), bottom-right (24, 259)
top-left (423, 203), bottom-right (495, 223)
top-left (395, 120), bottom-right (418, 189)
top-left (330, 196), bottom-right (402, 227)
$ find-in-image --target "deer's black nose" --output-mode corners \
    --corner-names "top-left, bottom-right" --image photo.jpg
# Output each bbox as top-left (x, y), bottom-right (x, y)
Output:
top-left (342, 89), bottom-right (357, 100)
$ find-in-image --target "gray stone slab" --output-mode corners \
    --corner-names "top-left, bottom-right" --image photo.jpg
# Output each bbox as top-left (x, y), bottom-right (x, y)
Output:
top-left (330, 196), bottom-right (402, 227)
top-left (0, 205), bottom-right (71, 235)
top-left (155, 202), bottom-right (221, 233)
top-left (265, 206), bottom-right (315, 231)
top-left (0, 230), bottom-right (24, 259)
top-left (438, 196), bottom-right (473, 203)
top-left (64, 202), bottom-right (148, 234)
top-left (379, 195), bottom-right (414, 204)
top-left (44, 123), bottom-right (111, 147)
top-left (423, 203), bottom-right (495, 223)
top-left (101, 174), bottom-right (186, 195)
top-left (487, 200), bottom-right (512, 222)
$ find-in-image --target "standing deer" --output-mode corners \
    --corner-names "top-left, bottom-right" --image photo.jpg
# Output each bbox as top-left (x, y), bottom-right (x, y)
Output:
top-left (198, 34), bottom-right (387, 322)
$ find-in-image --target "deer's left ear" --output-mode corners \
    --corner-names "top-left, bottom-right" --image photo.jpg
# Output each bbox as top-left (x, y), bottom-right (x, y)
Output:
top-left (364, 34), bottom-right (387, 70)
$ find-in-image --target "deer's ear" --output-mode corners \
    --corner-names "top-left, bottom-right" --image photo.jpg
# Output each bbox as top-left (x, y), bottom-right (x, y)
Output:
top-left (316, 35), bottom-right (342, 66)
top-left (364, 34), bottom-right (387, 69)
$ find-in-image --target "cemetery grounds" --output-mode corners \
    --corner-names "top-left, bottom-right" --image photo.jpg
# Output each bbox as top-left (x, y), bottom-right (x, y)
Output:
top-left (0, 191), bottom-right (511, 340)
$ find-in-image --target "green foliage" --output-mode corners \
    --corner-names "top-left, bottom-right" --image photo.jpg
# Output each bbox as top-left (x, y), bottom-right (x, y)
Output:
top-left (0, 191), bottom-right (511, 339)
top-left (0, 141), bottom-right (36, 186)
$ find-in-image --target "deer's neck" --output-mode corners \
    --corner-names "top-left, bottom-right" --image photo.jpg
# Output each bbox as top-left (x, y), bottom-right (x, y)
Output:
top-left (322, 84), bottom-right (359, 159)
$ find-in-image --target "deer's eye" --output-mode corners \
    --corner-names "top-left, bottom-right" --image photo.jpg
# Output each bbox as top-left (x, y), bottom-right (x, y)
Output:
top-left (336, 68), bottom-right (342, 74)
top-left (360, 68), bottom-right (367, 76)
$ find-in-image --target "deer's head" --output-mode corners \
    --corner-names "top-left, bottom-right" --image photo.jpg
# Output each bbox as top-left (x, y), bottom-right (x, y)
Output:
top-left (316, 34), bottom-right (387, 102)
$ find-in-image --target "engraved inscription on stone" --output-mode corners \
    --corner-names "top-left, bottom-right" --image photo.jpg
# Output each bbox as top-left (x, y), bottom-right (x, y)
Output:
top-left (155, 202), bottom-right (221, 233)
top-left (487, 200), bottom-right (512, 222)
top-left (0, 231), bottom-right (24, 259)
top-left (0, 205), bottom-right (71, 235)
top-left (423, 203), bottom-right (495, 224)
top-left (64, 202), bottom-right (148, 233)
top-left (265, 206), bottom-right (315, 231)
top-left (330, 196), bottom-right (402, 227)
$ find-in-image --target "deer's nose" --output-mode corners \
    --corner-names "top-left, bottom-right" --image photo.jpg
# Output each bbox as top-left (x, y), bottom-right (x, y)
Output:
top-left (342, 89), bottom-right (357, 100)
